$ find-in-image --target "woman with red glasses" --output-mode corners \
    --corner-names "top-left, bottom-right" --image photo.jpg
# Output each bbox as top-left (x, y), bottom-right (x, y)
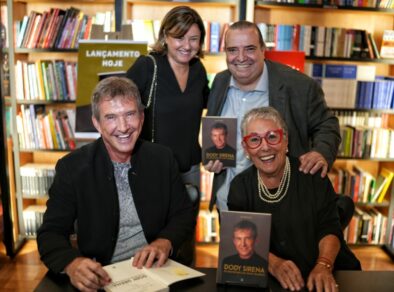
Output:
top-left (228, 107), bottom-right (360, 292)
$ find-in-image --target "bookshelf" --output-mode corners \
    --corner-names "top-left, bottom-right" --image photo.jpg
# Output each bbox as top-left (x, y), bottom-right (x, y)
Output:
top-left (2, 0), bottom-right (116, 247)
top-left (247, 1), bottom-right (394, 255)
top-left (2, 0), bottom-right (240, 247)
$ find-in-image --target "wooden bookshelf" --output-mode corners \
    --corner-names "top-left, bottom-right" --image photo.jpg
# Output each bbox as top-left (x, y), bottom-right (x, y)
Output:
top-left (248, 1), bottom-right (394, 254)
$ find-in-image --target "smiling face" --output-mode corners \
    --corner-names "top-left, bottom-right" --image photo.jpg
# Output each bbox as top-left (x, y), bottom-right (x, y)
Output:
top-left (92, 96), bottom-right (144, 163)
top-left (225, 27), bottom-right (265, 91)
top-left (211, 128), bottom-right (227, 150)
top-left (242, 118), bottom-right (288, 181)
top-left (165, 23), bottom-right (201, 65)
top-left (233, 228), bottom-right (256, 260)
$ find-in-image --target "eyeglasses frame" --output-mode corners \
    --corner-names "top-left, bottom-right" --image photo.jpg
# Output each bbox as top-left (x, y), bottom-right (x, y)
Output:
top-left (242, 129), bottom-right (284, 149)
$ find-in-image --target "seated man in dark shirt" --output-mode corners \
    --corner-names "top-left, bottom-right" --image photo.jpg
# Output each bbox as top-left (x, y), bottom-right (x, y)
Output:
top-left (37, 77), bottom-right (194, 291)
top-left (221, 220), bottom-right (268, 286)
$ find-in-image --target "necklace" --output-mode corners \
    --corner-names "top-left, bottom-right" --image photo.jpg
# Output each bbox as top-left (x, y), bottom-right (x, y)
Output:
top-left (257, 157), bottom-right (291, 203)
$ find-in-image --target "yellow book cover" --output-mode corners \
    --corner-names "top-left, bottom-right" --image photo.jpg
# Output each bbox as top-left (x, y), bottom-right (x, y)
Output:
top-left (47, 110), bottom-right (59, 149)
top-left (35, 60), bottom-right (46, 100)
top-left (371, 168), bottom-right (394, 203)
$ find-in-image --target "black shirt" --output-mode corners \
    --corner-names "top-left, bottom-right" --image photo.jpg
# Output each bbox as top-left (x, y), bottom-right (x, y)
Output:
top-left (126, 53), bottom-right (210, 172)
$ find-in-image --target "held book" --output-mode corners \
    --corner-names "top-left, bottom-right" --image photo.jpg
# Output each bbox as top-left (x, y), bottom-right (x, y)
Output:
top-left (202, 116), bottom-right (237, 167)
top-left (216, 211), bottom-right (271, 288)
top-left (103, 258), bottom-right (205, 292)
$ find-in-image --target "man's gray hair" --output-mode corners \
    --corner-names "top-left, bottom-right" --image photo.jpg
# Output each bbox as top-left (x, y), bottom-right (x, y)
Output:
top-left (91, 77), bottom-right (144, 120)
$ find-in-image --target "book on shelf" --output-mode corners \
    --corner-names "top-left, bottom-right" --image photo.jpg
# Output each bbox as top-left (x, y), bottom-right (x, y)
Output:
top-left (103, 258), bottom-right (204, 292)
top-left (210, 22), bottom-right (220, 53)
top-left (23, 205), bottom-right (46, 237)
top-left (258, 23), bottom-right (372, 59)
top-left (380, 30), bottom-right (394, 59)
top-left (264, 50), bottom-right (305, 72)
top-left (202, 116), bottom-right (237, 167)
top-left (370, 168), bottom-right (394, 203)
top-left (344, 207), bottom-right (388, 245)
top-left (216, 211), bottom-right (271, 288)
top-left (21, 10), bottom-right (39, 48)
top-left (195, 209), bottom-right (219, 243)
top-left (20, 163), bottom-right (55, 198)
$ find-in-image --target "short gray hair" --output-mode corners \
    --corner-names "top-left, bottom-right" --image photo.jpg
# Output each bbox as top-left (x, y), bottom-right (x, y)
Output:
top-left (241, 107), bottom-right (288, 138)
top-left (91, 77), bottom-right (144, 120)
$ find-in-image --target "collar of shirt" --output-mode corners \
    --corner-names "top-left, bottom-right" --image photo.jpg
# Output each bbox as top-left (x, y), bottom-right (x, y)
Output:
top-left (229, 62), bottom-right (268, 93)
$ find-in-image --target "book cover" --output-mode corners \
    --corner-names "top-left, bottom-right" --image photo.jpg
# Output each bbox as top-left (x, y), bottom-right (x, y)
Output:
top-left (265, 50), bottom-right (305, 72)
top-left (324, 64), bottom-right (357, 79)
top-left (202, 116), bottom-right (237, 167)
top-left (371, 168), bottom-right (394, 203)
top-left (210, 22), bottom-right (220, 53)
top-left (103, 258), bottom-right (205, 292)
top-left (21, 11), bottom-right (39, 48)
top-left (216, 211), bottom-right (271, 288)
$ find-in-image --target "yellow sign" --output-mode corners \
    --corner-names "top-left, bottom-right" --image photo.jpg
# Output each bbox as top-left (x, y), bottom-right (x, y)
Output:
top-left (76, 40), bottom-right (147, 132)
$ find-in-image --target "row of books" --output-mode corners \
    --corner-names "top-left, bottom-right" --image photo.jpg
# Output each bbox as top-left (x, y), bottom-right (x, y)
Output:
top-left (20, 163), bottom-right (55, 198)
top-left (307, 64), bottom-right (376, 80)
top-left (195, 209), bottom-right (220, 243)
top-left (257, 23), bottom-right (379, 59)
top-left (259, 0), bottom-right (393, 8)
top-left (15, 60), bottom-right (77, 101)
top-left (317, 78), bottom-right (394, 109)
top-left (344, 207), bottom-right (388, 245)
top-left (329, 166), bottom-right (393, 203)
top-left (306, 63), bottom-right (394, 110)
top-left (23, 205), bottom-right (46, 237)
top-left (127, 19), bottom-right (229, 53)
top-left (339, 126), bottom-right (394, 159)
top-left (334, 110), bottom-right (388, 129)
top-left (15, 7), bottom-right (114, 49)
top-left (16, 106), bottom-right (76, 150)
top-left (15, 7), bottom-right (230, 53)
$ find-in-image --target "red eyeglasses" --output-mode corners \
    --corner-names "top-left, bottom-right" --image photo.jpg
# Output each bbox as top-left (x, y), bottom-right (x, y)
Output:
top-left (242, 129), bottom-right (283, 149)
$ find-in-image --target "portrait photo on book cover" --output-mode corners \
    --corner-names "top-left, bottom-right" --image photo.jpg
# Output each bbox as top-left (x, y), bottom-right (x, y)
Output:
top-left (202, 116), bottom-right (237, 167)
top-left (216, 211), bottom-right (271, 288)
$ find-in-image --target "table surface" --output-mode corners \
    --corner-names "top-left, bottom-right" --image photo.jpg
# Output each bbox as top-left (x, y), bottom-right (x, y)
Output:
top-left (34, 268), bottom-right (394, 292)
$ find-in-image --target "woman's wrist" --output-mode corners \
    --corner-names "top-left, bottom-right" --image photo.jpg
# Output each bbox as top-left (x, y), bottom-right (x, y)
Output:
top-left (316, 256), bottom-right (333, 271)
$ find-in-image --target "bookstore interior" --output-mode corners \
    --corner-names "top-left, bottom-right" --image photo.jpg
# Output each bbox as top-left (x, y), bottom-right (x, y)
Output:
top-left (1, 0), bottom-right (394, 271)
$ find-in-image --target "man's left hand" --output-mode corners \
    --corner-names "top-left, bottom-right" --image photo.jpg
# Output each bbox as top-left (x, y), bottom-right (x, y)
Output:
top-left (299, 151), bottom-right (328, 178)
top-left (132, 238), bottom-right (172, 269)
top-left (307, 264), bottom-right (338, 292)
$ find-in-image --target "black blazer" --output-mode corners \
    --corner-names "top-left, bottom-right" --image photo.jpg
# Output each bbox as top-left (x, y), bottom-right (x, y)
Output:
top-left (37, 138), bottom-right (195, 273)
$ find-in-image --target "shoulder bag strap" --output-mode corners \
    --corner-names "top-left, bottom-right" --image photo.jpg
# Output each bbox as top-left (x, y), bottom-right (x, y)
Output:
top-left (145, 54), bottom-right (157, 108)
top-left (145, 54), bottom-right (157, 142)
